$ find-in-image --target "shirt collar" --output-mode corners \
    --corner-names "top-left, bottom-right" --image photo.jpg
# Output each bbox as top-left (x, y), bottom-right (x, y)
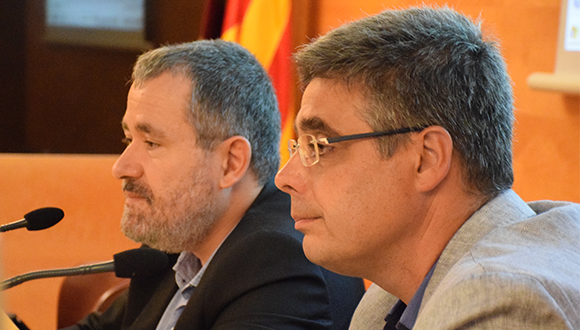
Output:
top-left (173, 251), bottom-right (204, 290)
top-left (172, 224), bottom-right (238, 291)
top-left (387, 261), bottom-right (437, 330)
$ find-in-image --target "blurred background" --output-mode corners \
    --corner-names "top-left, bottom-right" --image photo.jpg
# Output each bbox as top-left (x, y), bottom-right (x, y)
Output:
top-left (0, 0), bottom-right (578, 329)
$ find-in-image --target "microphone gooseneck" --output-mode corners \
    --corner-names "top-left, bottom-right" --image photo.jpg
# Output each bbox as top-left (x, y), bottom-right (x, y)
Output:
top-left (1, 261), bottom-right (114, 290)
top-left (0, 248), bottom-right (169, 291)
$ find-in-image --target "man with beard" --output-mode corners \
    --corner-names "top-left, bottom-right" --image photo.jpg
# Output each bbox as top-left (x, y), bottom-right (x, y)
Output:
top-left (62, 40), bottom-right (364, 330)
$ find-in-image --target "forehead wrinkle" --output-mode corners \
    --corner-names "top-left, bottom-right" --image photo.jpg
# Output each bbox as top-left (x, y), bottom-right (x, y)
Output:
top-left (121, 119), bottom-right (167, 139)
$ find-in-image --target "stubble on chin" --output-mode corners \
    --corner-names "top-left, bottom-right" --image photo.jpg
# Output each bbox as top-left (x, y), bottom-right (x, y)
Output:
top-left (120, 178), bottom-right (218, 254)
top-left (121, 206), bottom-right (162, 248)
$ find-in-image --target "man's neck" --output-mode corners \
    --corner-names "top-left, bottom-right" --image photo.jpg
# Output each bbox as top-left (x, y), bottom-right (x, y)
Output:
top-left (373, 187), bottom-right (488, 303)
top-left (188, 177), bottom-right (263, 265)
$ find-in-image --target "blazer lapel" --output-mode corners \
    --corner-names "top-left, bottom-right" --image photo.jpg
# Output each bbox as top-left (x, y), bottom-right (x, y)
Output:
top-left (126, 271), bottom-right (179, 330)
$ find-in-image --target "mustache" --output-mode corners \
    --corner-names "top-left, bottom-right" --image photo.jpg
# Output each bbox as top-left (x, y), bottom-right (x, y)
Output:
top-left (123, 180), bottom-right (153, 204)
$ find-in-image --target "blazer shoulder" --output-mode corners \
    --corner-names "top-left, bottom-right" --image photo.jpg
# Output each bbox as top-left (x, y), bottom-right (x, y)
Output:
top-left (416, 270), bottom-right (580, 329)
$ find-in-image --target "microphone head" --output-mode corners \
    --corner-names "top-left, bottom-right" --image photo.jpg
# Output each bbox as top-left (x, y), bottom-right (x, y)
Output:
top-left (24, 207), bottom-right (64, 231)
top-left (114, 248), bottom-right (169, 278)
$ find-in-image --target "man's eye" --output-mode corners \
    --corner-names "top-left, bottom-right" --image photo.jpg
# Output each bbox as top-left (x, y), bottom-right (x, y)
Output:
top-left (145, 140), bottom-right (159, 149)
top-left (316, 143), bottom-right (333, 156)
top-left (121, 137), bottom-right (132, 146)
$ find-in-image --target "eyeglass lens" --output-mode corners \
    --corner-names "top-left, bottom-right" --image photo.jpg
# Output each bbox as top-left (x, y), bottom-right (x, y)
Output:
top-left (300, 135), bottom-right (319, 166)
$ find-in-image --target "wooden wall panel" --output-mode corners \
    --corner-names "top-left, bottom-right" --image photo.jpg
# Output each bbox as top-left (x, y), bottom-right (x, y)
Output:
top-left (0, 0), bottom-right (26, 152)
top-left (19, 0), bottom-right (205, 154)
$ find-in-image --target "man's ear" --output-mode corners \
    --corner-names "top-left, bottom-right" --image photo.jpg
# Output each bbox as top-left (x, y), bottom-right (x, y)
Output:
top-left (218, 136), bottom-right (252, 189)
top-left (414, 126), bottom-right (453, 192)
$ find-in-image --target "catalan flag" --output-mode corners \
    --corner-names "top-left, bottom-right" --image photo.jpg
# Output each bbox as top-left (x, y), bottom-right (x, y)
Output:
top-left (202, 0), bottom-right (294, 166)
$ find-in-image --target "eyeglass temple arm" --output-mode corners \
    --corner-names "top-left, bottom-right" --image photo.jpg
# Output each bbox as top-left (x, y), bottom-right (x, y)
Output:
top-left (324, 126), bottom-right (425, 144)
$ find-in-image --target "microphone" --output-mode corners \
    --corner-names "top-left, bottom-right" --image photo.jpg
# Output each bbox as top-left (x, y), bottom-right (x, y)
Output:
top-left (0, 248), bottom-right (169, 290)
top-left (0, 207), bottom-right (64, 232)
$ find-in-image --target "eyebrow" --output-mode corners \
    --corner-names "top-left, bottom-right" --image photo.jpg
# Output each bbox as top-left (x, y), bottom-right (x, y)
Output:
top-left (296, 116), bottom-right (341, 137)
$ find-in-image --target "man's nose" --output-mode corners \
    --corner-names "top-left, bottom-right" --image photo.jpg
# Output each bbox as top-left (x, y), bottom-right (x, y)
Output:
top-left (275, 153), bottom-right (306, 195)
top-left (112, 143), bottom-right (143, 180)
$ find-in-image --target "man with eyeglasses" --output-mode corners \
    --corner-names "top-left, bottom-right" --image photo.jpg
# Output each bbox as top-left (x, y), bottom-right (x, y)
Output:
top-left (275, 6), bottom-right (580, 330)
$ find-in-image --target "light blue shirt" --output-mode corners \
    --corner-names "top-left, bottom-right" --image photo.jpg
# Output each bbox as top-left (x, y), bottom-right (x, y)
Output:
top-left (398, 262), bottom-right (437, 329)
top-left (155, 250), bottom-right (214, 330)
top-left (385, 262), bottom-right (437, 330)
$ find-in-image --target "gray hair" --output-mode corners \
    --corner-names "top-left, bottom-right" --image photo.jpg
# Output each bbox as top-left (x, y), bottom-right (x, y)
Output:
top-left (132, 40), bottom-right (280, 185)
top-left (294, 6), bottom-right (514, 197)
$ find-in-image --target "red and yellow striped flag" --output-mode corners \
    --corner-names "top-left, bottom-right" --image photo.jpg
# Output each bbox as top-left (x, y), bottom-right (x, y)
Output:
top-left (220, 0), bottom-right (294, 166)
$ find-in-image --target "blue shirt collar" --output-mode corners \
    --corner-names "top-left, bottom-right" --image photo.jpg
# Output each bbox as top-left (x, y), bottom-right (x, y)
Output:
top-left (386, 261), bottom-right (437, 330)
top-left (173, 251), bottom-right (204, 290)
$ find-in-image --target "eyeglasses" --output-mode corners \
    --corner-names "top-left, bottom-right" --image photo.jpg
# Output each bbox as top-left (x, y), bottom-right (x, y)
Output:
top-left (288, 126), bottom-right (426, 167)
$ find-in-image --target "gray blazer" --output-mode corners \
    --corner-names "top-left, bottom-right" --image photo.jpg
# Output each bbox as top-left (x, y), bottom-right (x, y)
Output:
top-left (350, 189), bottom-right (580, 329)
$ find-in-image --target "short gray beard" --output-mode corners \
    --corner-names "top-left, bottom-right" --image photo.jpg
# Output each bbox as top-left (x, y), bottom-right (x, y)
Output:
top-left (120, 166), bottom-right (218, 253)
